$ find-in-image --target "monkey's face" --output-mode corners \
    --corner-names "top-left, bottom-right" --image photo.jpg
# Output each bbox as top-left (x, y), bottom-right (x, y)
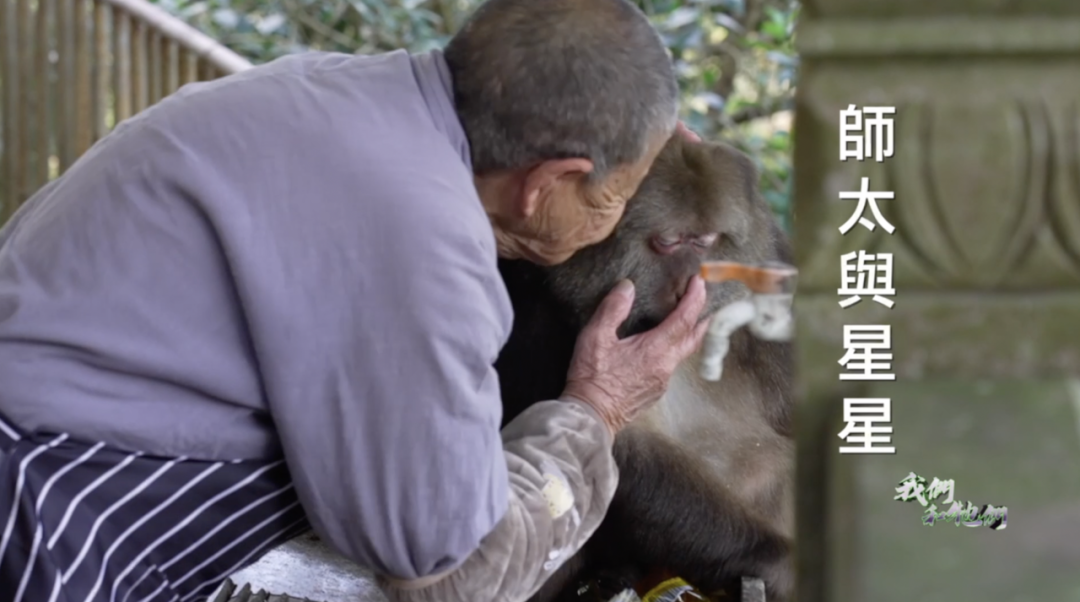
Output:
top-left (544, 136), bottom-right (785, 338)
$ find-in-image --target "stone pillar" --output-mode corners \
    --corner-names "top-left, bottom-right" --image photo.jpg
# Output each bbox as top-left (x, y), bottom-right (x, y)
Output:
top-left (792, 2), bottom-right (1080, 601)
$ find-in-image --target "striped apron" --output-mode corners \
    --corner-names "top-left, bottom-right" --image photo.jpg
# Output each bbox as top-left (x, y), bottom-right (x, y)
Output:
top-left (0, 412), bottom-right (311, 602)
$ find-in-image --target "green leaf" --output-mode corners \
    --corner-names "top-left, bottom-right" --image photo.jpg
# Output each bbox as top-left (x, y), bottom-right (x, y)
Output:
top-left (665, 6), bottom-right (700, 29)
top-left (255, 13), bottom-right (286, 34)
top-left (212, 8), bottom-right (240, 28)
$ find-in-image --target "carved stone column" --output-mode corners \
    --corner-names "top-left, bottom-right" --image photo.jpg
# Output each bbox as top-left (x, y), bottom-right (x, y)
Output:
top-left (793, 2), bottom-right (1080, 601)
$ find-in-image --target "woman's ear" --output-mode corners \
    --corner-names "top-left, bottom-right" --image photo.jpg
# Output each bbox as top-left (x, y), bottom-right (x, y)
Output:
top-left (518, 158), bottom-right (594, 218)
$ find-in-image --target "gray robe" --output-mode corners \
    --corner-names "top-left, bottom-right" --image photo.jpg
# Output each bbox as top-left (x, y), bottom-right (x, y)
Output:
top-left (0, 49), bottom-right (617, 602)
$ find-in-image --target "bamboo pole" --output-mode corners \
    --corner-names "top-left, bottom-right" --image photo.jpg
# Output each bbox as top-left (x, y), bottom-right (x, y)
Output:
top-left (74, 0), bottom-right (93, 157)
top-left (180, 47), bottom-right (197, 85)
top-left (0, 0), bottom-right (14, 221)
top-left (113, 8), bottom-right (131, 124)
top-left (198, 58), bottom-right (215, 82)
top-left (36, 0), bottom-right (52, 186)
top-left (56, 0), bottom-right (74, 172)
top-left (94, 0), bottom-right (110, 140)
top-left (132, 19), bottom-right (146, 113)
top-left (14, 0), bottom-right (30, 204)
top-left (148, 28), bottom-right (161, 105)
top-left (166, 39), bottom-right (179, 96)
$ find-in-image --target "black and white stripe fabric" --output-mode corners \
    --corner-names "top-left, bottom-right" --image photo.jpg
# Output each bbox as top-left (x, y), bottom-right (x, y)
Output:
top-left (0, 412), bottom-right (311, 602)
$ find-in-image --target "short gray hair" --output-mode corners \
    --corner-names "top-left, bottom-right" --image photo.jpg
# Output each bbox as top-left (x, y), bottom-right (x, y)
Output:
top-left (444, 0), bottom-right (679, 180)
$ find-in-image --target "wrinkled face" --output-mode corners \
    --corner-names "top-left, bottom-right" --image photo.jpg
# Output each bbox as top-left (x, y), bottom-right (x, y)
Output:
top-left (512, 131), bottom-right (672, 266)
top-left (543, 136), bottom-right (788, 337)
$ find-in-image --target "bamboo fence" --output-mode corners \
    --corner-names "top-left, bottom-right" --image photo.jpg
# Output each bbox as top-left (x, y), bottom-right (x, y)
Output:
top-left (0, 0), bottom-right (252, 222)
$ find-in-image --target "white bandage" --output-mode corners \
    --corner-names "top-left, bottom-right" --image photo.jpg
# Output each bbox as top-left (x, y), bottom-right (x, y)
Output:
top-left (748, 293), bottom-right (794, 342)
top-left (699, 293), bottom-right (795, 382)
top-left (699, 299), bottom-right (756, 382)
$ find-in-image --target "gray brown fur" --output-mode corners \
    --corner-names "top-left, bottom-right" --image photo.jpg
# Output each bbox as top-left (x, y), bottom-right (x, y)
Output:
top-left (496, 135), bottom-right (795, 601)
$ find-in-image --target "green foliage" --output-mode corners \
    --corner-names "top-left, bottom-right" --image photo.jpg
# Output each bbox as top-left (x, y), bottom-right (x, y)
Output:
top-left (152, 0), bottom-right (798, 226)
top-left (644, 0), bottom-right (798, 229)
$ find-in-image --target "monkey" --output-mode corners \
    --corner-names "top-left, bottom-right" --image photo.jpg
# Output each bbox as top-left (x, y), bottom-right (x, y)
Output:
top-left (495, 134), bottom-right (795, 602)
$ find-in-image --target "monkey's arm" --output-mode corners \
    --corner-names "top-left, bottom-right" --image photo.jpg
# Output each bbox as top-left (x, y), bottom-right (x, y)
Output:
top-left (381, 398), bottom-right (618, 602)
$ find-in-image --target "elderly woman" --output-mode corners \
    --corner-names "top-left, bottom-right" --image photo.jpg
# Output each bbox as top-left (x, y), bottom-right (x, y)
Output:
top-left (0, 1), bottom-right (707, 601)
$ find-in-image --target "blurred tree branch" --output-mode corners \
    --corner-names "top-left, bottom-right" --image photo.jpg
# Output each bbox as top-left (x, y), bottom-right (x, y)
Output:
top-left (730, 98), bottom-right (794, 124)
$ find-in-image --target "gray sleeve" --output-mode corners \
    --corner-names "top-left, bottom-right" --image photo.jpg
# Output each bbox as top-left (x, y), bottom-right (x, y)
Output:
top-left (378, 398), bottom-right (619, 602)
top-left (258, 182), bottom-right (514, 581)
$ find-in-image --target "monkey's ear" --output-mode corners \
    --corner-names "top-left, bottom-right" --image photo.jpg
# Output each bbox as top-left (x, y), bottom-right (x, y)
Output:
top-left (714, 143), bottom-right (760, 199)
top-left (518, 158), bottom-right (595, 218)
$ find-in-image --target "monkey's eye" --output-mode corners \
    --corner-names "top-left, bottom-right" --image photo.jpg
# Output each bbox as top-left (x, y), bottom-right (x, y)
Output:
top-left (651, 234), bottom-right (681, 254)
top-left (692, 233), bottom-right (719, 248)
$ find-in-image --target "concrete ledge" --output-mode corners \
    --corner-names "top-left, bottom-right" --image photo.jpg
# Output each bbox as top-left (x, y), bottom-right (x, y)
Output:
top-left (798, 17), bottom-right (1080, 57)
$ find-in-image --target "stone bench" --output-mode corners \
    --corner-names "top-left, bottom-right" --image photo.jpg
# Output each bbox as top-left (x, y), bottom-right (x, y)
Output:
top-left (211, 532), bottom-right (769, 602)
